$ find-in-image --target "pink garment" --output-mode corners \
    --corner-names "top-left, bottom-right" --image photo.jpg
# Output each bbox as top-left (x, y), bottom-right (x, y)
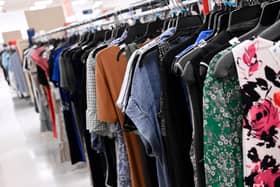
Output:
top-left (233, 37), bottom-right (280, 186)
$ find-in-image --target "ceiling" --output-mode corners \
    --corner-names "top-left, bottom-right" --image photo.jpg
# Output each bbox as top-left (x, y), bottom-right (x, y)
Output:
top-left (1, 0), bottom-right (62, 12)
top-left (0, 0), bottom-right (148, 12)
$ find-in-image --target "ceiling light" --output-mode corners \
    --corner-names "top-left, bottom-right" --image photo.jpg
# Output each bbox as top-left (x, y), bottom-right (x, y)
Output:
top-left (29, 5), bottom-right (47, 11)
top-left (0, 1), bottom-right (5, 6)
top-left (34, 0), bottom-right (53, 6)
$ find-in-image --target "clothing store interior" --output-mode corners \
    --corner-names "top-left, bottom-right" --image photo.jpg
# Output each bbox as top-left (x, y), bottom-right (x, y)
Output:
top-left (3, 0), bottom-right (280, 186)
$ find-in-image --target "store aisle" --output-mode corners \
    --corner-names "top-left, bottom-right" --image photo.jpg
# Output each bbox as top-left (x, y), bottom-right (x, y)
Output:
top-left (0, 73), bottom-right (91, 187)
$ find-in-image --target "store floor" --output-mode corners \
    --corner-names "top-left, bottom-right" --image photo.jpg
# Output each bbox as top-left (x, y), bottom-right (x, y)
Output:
top-left (0, 73), bottom-right (91, 187)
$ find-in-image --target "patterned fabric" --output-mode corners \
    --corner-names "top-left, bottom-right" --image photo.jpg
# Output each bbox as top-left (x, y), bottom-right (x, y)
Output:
top-left (232, 37), bottom-right (280, 186)
top-left (203, 46), bottom-right (244, 187)
top-left (86, 49), bottom-right (112, 136)
top-left (114, 124), bottom-right (131, 187)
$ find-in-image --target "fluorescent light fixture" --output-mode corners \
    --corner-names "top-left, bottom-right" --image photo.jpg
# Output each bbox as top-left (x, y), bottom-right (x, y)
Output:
top-left (34, 0), bottom-right (53, 6)
top-left (0, 1), bottom-right (5, 6)
top-left (29, 5), bottom-right (47, 10)
top-left (72, 0), bottom-right (88, 6)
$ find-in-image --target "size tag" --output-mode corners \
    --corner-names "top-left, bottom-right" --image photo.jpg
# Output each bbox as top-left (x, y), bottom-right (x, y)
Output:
top-left (229, 37), bottom-right (240, 46)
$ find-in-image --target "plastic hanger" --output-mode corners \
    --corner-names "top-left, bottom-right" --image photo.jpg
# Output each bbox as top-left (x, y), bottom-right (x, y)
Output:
top-left (166, 14), bottom-right (202, 43)
top-left (258, 2), bottom-right (280, 40)
top-left (209, 8), bottom-right (227, 37)
top-left (208, 2), bottom-right (224, 30)
top-left (136, 17), bottom-right (164, 43)
top-left (259, 19), bottom-right (280, 41)
top-left (216, 11), bottom-right (230, 33)
top-left (239, 0), bottom-right (280, 41)
top-left (227, 4), bottom-right (261, 31)
top-left (214, 1), bottom-right (280, 78)
top-left (123, 18), bottom-right (149, 44)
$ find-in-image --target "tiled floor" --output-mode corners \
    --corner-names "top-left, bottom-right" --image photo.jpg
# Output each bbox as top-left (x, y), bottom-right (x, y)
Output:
top-left (0, 73), bottom-right (91, 187)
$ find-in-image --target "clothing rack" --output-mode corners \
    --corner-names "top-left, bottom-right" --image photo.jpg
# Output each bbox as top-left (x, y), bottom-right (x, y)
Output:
top-left (133, 0), bottom-right (199, 18)
top-left (33, 0), bottom-right (163, 40)
top-left (33, 0), bottom-right (202, 40)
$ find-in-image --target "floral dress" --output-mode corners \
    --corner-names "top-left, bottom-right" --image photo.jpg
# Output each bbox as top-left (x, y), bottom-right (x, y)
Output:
top-left (203, 46), bottom-right (244, 187)
top-left (232, 37), bottom-right (280, 186)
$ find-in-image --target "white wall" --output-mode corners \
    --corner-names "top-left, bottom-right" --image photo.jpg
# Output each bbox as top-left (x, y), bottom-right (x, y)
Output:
top-left (0, 0), bottom-right (161, 43)
top-left (0, 10), bottom-right (28, 43)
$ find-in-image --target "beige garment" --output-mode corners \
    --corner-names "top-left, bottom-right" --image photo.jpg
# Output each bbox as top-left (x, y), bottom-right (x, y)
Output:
top-left (49, 83), bottom-right (70, 163)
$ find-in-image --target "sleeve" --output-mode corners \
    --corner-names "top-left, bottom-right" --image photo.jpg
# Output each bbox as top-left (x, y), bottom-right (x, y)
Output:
top-left (95, 53), bottom-right (118, 123)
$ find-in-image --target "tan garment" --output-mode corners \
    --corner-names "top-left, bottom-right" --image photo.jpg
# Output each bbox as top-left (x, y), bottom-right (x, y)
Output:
top-left (96, 45), bottom-right (151, 187)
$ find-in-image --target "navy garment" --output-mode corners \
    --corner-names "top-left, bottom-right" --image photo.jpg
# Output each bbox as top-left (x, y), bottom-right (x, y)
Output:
top-left (49, 47), bottom-right (86, 164)
top-left (59, 88), bottom-right (86, 163)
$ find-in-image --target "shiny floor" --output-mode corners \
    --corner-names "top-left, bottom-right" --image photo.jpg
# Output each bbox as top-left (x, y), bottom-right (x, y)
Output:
top-left (0, 73), bottom-right (91, 187)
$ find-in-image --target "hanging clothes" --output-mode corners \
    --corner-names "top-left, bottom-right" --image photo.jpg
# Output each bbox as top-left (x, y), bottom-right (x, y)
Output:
top-left (233, 37), bottom-right (280, 186)
top-left (31, 47), bottom-right (58, 138)
top-left (9, 51), bottom-right (29, 96)
top-left (96, 45), bottom-right (153, 187)
top-left (203, 46), bottom-right (244, 187)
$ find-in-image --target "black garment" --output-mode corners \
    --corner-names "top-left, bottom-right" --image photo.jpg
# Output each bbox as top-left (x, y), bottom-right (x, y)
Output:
top-left (173, 18), bottom-right (259, 187)
top-left (104, 137), bottom-right (117, 187)
top-left (158, 38), bottom-right (195, 187)
top-left (85, 130), bottom-right (109, 187)
top-left (61, 45), bottom-right (119, 187)
top-left (36, 65), bottom-right (48, 86)
top-left (156, 23), bottom-right (209, 187)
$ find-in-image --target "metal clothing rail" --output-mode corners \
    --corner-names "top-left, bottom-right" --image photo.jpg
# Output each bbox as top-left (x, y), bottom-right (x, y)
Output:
top-left (97, 0), bottom-right (199, 29)
top-left (133, 0), bottom-right (199, 18)
top-left (33, 0), bottom-right (202, 40)
top-left (33, 0), bottom-right (164, 40)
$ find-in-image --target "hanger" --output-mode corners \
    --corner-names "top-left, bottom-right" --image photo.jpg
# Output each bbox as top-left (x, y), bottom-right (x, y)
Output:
top-left (134, 14), bottom-right (164, 43)
top-left (207, 1), bottom-right (224, 29)
top-left (214, 0), bottom-right (280, 78)
top-left (259, 19), bottom-right (280, 41)
top-left (123, 18), bottom-right (149, 44)
top-left (208, 7), bottom-right (227, 37)
top-left (239, 0), bottom-right (280, 41)
top-left (227, 4), bottom-right (261, 31)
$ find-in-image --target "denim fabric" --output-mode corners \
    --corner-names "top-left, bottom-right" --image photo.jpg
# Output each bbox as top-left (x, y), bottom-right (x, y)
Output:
top-left (125, 49), bottom-right (170, 187)
top-left (111, 30), bottom-right (128, 45)
top-left (2, 51), bottom-right (10, 71)
top-left (117, 28), bottom-right (176, 112)
top-left (10, 52), bottom-right (29, 95)
top-left (159, 28), bottom-right (176, 44)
